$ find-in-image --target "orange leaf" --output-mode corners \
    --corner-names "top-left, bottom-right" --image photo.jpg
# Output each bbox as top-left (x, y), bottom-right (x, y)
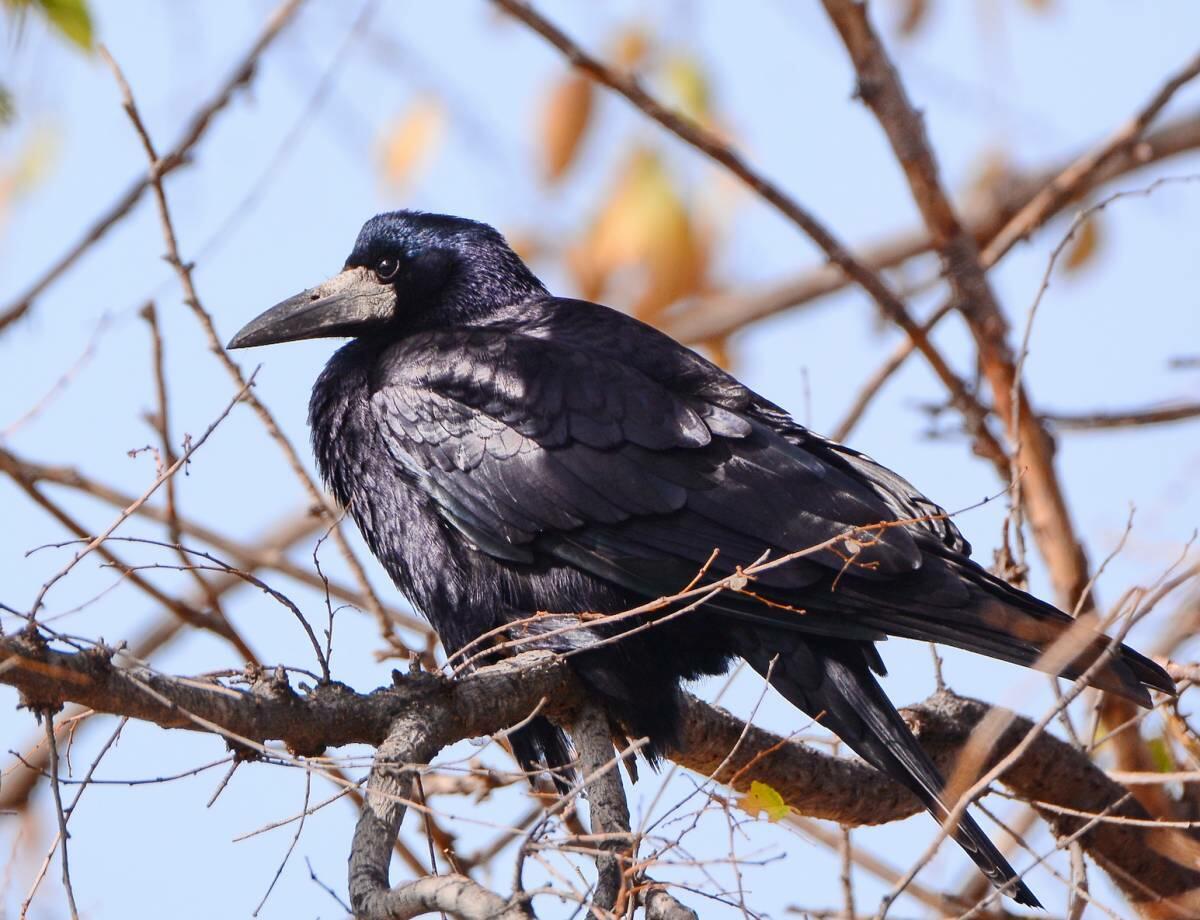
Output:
top-left (1063, 214), bottom-right (1101, 274)
top-left (538, 73), bottom-right (593, 183)
top-left (611, 24), bottom-right (651, 71)
top-left (895, 0), bottom-right (930, 37)
top-left (378, 97), bottom-right (445, 189)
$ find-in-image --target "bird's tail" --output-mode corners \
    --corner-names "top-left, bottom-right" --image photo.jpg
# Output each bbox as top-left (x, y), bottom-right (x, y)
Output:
top-left (741, 628), bottom-right (1042, 909)
top-left (836, 551), bottom-right (1175, 709)
top-left (509, 716), bottom-right (576, 794)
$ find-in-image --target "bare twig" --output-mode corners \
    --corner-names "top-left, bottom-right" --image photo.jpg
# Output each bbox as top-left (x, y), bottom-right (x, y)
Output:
top-left (1045, 402), bottom-right (1200, 431)
top-left (253, 772), bottom-right (312, 915)
top-left (140, 301), bottom-right (226, 617)
top-left (664, 108), bottom-right (1200, 345)
top-left (42, 714), bottom-right (79, 920)
top-left (983, 52), bottom-right (1200, 267)
top-left (25, 371), bottom-right (258, 621)
top-left (0, 449), bottom-right (431, 637)
top-left (5, 471), bottom-right (259, 660)
top-left (99, 43), bottom-right (398, 652)
top-left (0, 0), bottom-right (308, 334)
top-left (490, 0), bottom-right (1008, 470)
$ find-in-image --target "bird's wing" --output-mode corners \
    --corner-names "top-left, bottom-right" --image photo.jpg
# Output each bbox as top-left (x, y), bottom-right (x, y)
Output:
top-left (366, 320), bottom-right (1173, 703)
top-left (369, 327), bottom-right (925, 606)
top-left (513, 298), bottom-right (973, 557)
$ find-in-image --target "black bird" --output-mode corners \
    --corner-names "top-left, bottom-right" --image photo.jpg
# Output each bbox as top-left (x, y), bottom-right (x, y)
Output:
top-left (230, 211), bottom-right (1174, 907)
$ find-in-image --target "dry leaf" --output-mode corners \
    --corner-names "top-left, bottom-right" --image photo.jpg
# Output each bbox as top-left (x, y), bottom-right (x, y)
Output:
top-left (504, 229), bottom-right (541, 265)
top-left (1063, 214), bottom-right (1101, 274)
top-left (700, 335), bottom-right (733, 370)
top-left (962, 148), bottom-right (1017, 217)
top-left (611, 24), bottom-right (650, 71)
top-left (895, 0), bottom-right (930, 37)
top-left (569, 148), bottom-right (708, 322)
top-left (378, 96), bottom-right (445, 189)
top-left (538, 72), bottom-right (593, 183)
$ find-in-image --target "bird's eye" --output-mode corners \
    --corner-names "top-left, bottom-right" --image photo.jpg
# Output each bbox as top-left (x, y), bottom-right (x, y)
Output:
top-left (374, 257), bottom-right (401, 283)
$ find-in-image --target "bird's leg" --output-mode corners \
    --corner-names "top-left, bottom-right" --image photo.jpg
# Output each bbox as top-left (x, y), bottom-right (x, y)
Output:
top-left (570, 700), bottom-right (635, 916)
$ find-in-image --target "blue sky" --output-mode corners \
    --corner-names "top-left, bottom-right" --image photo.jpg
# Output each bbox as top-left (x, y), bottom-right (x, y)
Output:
top-left (2, 2), bottom-right (1199, 917)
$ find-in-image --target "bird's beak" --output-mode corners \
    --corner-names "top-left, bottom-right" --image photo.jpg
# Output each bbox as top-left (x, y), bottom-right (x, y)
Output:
top-left (227, 267), bottom-right (396, 349)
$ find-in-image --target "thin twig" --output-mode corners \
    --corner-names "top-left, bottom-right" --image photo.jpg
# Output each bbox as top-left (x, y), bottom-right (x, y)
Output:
top-left (491, 0), bottom-right (1007, 470)
top-left (25, 370), bottom-right (259, 621)
top-left (98, 43), bottom-right (397, 653)
top-left (0, 0), bottom-right (309, 334)
top-left (253, 771), bottom-right (313, 915)
top-left (43, 713), bottom-right (79, 920)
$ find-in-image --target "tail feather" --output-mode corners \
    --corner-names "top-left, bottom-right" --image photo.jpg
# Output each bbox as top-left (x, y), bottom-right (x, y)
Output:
top-left (851, 604), bottom-right (1162, 707)
top-left (742, 629), bottom-right (1042, 909)
top-left (509, 716), bottom-right (575, 794)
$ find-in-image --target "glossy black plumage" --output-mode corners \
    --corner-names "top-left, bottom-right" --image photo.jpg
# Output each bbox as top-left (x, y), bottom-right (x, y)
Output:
top-left (231, 211), bottom-right (1176, 908)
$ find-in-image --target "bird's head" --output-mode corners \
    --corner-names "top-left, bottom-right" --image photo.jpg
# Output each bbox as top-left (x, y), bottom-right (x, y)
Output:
top-left (227, 210), bottom-right (545, 349)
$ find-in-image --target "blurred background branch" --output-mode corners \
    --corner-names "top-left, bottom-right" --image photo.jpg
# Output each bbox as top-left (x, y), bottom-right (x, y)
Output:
top-left (2, 0), bottom-right (1199, 917)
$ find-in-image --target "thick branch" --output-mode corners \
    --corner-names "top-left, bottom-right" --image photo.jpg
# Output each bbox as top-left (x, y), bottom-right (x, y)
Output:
top-left (0, 633), bottom-right (573, 756)
top-left (357, 875), bottom-right (526, 920)
top-left (643, 886), bottom-right (699, 920)
top-left (571, 700), bottom-right (633, 913)
top-left (822, 0), bottom-right (1091, 609)
top-left (4, 632), bottom-right (1197, 909)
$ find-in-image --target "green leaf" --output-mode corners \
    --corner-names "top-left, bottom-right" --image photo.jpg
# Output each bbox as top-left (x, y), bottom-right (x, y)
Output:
top-left (1147, 734), bottom-right (1177, 774)
top-left (663, 53), bottom-right (711, 124)
top-left (738, 780), bottom-right (790, 822)
top-left (34, 0), bottom-right (94, 51)
top-left (0, 85), bottom-right (14, 127)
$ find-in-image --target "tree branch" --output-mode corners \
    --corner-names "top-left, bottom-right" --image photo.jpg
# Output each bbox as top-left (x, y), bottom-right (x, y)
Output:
top-left (0, 0), bottom-right (308, 335)
top-left (821, 0), bottom-right (1090, 610)
top-left (4, 631), bottom-right (1197, 910)
top-left (664, 108), bottom-right (1200, 344)
top-left (490, 0), bottom-right (1009, 472)
top-left (100, 43), bottom-right (396, 649)
top-left (570, 700), bottom-right (633, 914)
top-left (357, 875), bottom-right (527, 920)
top-left (0, 445), bottom-right (432, 637)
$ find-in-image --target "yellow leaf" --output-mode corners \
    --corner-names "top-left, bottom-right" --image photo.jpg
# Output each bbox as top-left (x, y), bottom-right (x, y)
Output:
top-left (569, 148), bottom-right (708, 320)
top-left (36, 0), bottom-right (94, 50)
top-left (0, 124), bottom-right (58, 230)
top-left (1063, 214), bottom-right (1101, 274)
top-left (663, 53), bottom-right (711, 124)
top-left (611, 24), bottom-right (650, 71)
top-left (537, 72), bottom-right (592, 183)
top-left (378, 97), bottom-right (444, 189)
top-left (738, 780), bottom-right (789, 822)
